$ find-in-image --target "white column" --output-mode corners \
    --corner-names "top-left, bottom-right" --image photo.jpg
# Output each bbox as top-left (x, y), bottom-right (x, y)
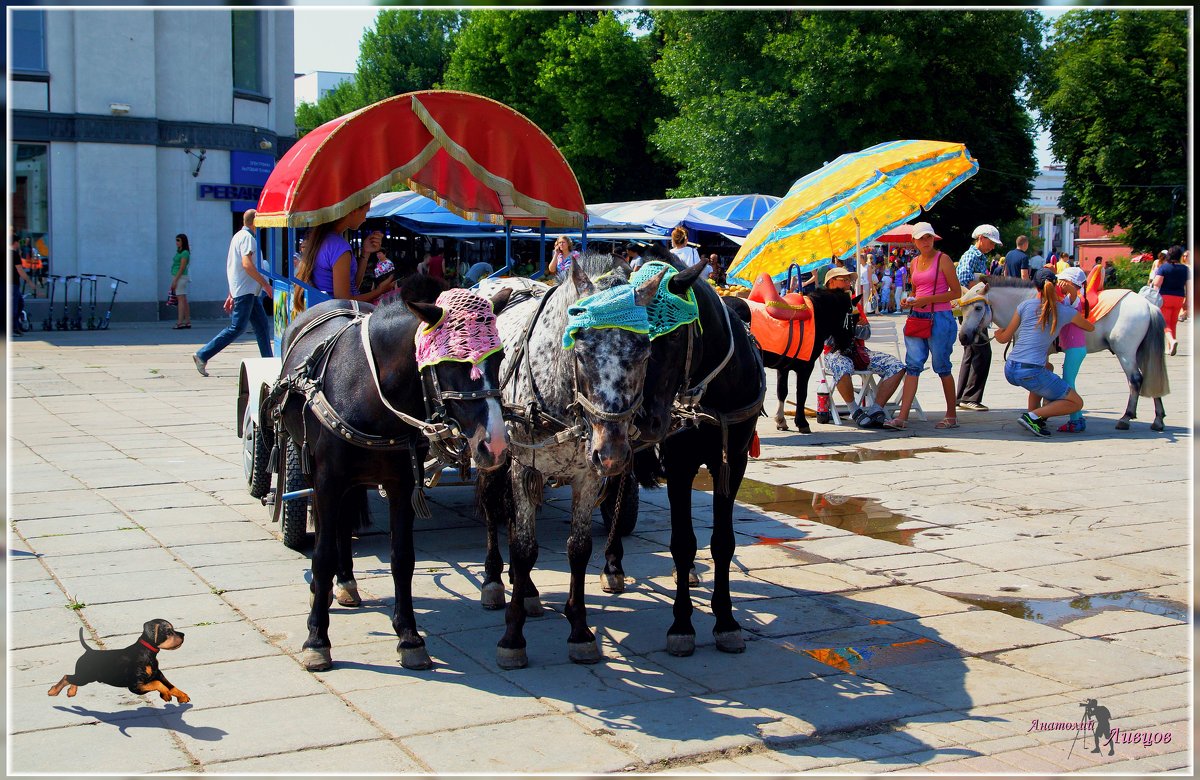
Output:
top-left (1042, 213), bottom-right (1055, 254)
top-left (1063, 217), bottom-right (1074, 256)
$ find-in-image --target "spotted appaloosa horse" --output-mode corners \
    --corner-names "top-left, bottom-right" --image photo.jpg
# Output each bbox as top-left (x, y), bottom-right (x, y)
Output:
top-left (476, 255), bottom-right (667, 668)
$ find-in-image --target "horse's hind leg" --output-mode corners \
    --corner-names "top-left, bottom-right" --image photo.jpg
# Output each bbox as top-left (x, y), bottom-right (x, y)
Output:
top-left (1116, 357), bottom-right (1143, 429)
top-left (563, 478), bottom-right (601, 664)
top-left (301, 472), bottom-right (339, 671)
top-left (497, 477), bottom-right (538, 670)
top-left (333, 488), bottom-right (364, 607)
top-left (478, 464), bottom-right (510, 610)
top-left (384, 476), bottom-right (432, 670)
top-left (664, 454), bottom-right (701, 656)
top-left (710, 441), bottom-right (749, 654)
top-left (1151, 396), bottom-right (1166, 431)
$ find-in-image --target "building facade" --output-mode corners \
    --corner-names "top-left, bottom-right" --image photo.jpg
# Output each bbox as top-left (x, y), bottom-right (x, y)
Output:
top-left (294, 70), bottom-right (354, 109)
top-left (1028, 165), bottom-right (1132, 269)
top-left (10, 8), bottom-right (295, 319)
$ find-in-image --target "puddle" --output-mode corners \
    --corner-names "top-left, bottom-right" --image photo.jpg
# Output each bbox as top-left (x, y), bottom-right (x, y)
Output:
top-left (695, 472), bottom-right (924, 546)
top-left (781, 636), bottom-right (961, 674)
top-left (952, 591), bottom-right (1188, 627)
top-left (778, 446), bottom-right (956, 463)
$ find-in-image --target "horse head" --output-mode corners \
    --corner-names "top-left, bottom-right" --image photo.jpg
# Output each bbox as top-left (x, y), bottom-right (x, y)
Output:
top-left (565, 256), bottom-right (668, 476)
top-left (632, 252), bottom-right (707, 444)
top-left (409, 289), bottom-right (510, 472)
top-left (957, 280), bottom-right (992, 346)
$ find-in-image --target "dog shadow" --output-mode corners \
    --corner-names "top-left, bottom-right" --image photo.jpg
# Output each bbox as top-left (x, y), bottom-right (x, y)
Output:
top-left (53, 702), bottom-right (226, 741)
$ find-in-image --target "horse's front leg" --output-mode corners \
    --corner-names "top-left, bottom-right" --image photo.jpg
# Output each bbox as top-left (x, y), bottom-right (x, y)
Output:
top-left (774, 367), bottom-right (790, 430)
top-left (664, 453), bottom-right (701, 656)
top-left (478, 463), bottom-right (510, 610)
top-left (794, 358), bottom-right (816, 433)
top-left (564, 476), bottom-right (602, 664)
top-left (385, 475), bottom-right (431, 670)
top-left (710, 437), bottom-right (750, 654)
top-left (300, 469), bottom-right (339, 671)
top-left (497, 470), bottom-right (538, 669)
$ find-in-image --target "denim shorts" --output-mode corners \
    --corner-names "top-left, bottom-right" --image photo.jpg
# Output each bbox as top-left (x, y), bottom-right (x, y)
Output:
top-left (903, 309), bottom-right (956, 377)
top-left (1005, 360), bottom-right (1071, 401)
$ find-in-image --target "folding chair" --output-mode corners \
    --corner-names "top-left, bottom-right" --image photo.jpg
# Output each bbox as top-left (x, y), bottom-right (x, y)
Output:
top-left (820, 352), bottom-right (925, 425)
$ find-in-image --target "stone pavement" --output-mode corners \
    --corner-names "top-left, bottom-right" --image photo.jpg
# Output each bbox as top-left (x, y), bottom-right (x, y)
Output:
top-left (4, 316), bottom-right (1192, 774)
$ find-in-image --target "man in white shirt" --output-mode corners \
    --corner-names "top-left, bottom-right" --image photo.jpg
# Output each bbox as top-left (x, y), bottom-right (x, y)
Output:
top-left (193, 209), bottom-right (273, 375)
top-left (856, 250), bottom-right (875, 312)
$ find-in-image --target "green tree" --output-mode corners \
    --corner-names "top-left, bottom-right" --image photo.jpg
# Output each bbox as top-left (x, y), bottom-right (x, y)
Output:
top-left (295, 10), bottom-right (461, 135)
top-left (651, 10), bottom-right (1043, 248)
top-left (443, 10), bottom-right (673, 201)
top-left (1031, 10), bottom-right (1188, 248)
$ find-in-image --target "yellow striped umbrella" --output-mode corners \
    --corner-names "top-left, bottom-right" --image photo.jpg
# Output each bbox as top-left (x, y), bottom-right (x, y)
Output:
top-left (728, 140), bottom-right (978, 285)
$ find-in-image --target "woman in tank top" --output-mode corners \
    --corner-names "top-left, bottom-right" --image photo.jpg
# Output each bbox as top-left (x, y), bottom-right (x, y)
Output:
top-left (884, 222), bottom-right (962, 430)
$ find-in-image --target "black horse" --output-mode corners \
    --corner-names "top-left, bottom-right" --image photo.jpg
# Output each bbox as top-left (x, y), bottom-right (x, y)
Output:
top-left (724, 289), bottom-right (856, 433)
top-left (606, 268), bottom-right (768, 656)
top-left (264, 291), bottom-right (509, 672)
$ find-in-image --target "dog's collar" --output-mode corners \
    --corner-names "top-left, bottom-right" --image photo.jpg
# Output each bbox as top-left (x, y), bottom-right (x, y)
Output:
top-left (139, 638), bottom-right (160, 653)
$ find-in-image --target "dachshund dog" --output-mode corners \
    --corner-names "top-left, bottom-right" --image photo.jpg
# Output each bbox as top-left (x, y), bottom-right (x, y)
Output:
top-left (48, 619), bottom-right (189, 703)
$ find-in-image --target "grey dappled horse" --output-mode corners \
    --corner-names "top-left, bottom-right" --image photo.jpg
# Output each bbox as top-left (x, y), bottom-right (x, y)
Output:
top-left (476, 256), bottom-right (667, 668)
top-left (958, 276), bottom-right (1169, 431)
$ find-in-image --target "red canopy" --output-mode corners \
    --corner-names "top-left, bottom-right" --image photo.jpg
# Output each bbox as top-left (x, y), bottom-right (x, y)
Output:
top-left (256, 91), bottom-right (587, 229)
top-left (874, 223), bottom-right (917, 243)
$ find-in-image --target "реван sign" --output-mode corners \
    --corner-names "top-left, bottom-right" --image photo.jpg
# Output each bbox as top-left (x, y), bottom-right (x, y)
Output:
top-left (197, 183), bottom-right (264, 202)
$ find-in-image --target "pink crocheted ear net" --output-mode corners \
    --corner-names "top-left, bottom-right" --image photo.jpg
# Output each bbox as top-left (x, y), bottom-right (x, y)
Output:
top-left (415, 288), bottom-right (503, 379)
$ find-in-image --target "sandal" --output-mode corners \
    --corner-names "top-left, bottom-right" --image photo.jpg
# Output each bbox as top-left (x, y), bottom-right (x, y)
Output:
top-left (882, 417), bottom-right (907, 430)
top-left (934, 417), bottom-right (959, 429)
top-left (173, 323), bottom-right (187, 329)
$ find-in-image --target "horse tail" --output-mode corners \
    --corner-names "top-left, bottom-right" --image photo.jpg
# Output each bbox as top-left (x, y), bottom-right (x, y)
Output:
top-left (633, 446), bottom-right (665, 489)
top-left (1136, 304), bottom-right (1170, 398)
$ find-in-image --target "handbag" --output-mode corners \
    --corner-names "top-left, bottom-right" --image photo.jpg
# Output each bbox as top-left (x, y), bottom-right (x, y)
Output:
top-left (1138, 285), bottom-right (1163, 308)
top-left (166, 289), bottom-right (178, 307)
top-left (845, 339), bottom-right (872, 371)
top-left (904, 313), bottom-right (933, 339)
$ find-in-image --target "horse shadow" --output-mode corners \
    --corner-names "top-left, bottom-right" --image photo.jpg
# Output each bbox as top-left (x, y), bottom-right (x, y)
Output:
top-left (52, 702), bottom-right (226, 741)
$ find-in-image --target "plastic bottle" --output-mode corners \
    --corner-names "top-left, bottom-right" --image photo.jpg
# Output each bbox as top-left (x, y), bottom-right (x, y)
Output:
top-left (816, 377), bottom-right (832, 424)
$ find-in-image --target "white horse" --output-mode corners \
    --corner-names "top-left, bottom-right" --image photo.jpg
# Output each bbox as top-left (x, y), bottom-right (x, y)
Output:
top-left (958, 276), bottom-right (1169, 431)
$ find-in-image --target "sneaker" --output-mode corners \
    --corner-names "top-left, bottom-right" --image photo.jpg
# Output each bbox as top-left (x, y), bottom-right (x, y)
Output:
top-left (1057, 418), bottom-right (1087, 433)
top-left (192, 353), bottom-right (208, 377)
top-left (1018, 412), bottom-right (1051, 438)
top-left (859, 410), bottom-right (886, 429)
top-left (851, 408), bottom-right (867, 425)
top-left (959, 401), bottom-right (989, 411)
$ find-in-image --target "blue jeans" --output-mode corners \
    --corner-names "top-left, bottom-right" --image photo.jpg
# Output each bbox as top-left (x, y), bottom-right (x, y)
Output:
top-left (197, 293), bottom-right (273, 362)
top-left (1005, 360), bottom-right (1071, 402)
top-left (904, 310), bottom-right (956, 377)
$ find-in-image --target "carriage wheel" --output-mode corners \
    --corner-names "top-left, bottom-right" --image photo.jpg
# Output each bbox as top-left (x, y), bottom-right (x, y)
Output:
top-left (600, 469), bottom-right (639, 538)
top-left (243, 421), bottom-right (272, 500)
top-left (282, 440), bottom-right (313, 551)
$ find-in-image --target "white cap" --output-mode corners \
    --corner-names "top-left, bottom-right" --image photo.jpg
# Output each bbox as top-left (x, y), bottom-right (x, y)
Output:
top-left (972, 224), bottom-right (1003, 246)
top-left (911, 222), bottom-right (941, 240)
top-left (1059, 267), bottom-right (1087, 287)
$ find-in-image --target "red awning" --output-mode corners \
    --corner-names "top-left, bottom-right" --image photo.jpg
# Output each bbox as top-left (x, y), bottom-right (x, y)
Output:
top-left (256, 91), bottom-right (587, 229)
top-left (874, 223), bottom-right (917, 243)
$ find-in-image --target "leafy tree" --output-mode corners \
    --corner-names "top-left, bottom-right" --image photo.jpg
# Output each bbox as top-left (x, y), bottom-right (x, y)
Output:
top-left (295, 10), bottom-right (461, 135)
top-left (1031, 10), bottom-right (1187, 248)
top-left (650, 10), bottom-right (1043, 247)
top-left (443, 10), bottom-right (673, 201)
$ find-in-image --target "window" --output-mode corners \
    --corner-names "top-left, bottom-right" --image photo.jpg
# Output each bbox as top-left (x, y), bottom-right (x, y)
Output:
top-left (12, 10), bottom-right (47, 73)
top-left (12, 144), bottom-right (51, 265)
top-left (231, 11), bottom-right (263, 94)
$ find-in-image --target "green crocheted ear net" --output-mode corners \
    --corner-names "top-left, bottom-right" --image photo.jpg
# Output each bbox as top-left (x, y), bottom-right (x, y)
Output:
top-left (562, 285), bottom-right (650, 349)
top-left (630, 260), bottom-right (701, 339)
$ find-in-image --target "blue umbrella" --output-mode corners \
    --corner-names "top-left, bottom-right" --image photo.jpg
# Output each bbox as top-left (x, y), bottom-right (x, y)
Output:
top-left (696, 194), bottom-right (781, 231)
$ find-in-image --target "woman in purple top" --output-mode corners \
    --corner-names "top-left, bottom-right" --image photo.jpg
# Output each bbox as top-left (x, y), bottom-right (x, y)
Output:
top-left (292, 204), bottom-right (395, 314)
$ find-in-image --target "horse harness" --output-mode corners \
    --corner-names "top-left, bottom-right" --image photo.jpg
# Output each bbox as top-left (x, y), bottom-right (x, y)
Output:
top-left (264, 302), bottom-right (500, 517)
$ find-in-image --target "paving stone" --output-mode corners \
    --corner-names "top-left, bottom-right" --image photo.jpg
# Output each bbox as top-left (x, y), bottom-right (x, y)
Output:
top-left (891, 609), bottom-right (1076, 655)
top-left (865, 656), bottom-right (1069, 709)
top-left (994, 639), bottom-right (1186, 688)
top-left (1017, 558), bottom-right (1178, 594)
top-left (165, 655), bottom-right (329, 709)
top-left (1103, 624), bottom-right (1191, 661)
top-left (502, 652), bottom-right (709, 712)
top-left (205, 740), bottom-right (427, 774)
top-left (403, 713), bottom-right (634, 773)
top-left (54, 567), bottom-right (213, 606)
top-left (1060, 608), bottom-right (1185, 637)
top-left (7, 713), bottom-right (193, 773)
top-left (833, 585), bottom-right (973, 622)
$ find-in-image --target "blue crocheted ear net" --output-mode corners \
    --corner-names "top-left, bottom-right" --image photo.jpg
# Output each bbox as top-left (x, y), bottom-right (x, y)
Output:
top-left (562, 285), bottom-right (650, 349)
top-left (630, 260), bottom-right (701, 339)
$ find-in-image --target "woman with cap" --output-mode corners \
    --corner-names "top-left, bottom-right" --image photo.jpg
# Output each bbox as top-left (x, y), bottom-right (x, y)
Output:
top-left (954, 225), bottom-right (1002, 412)
top-left (885, 222), bottom-right (963, 430)
top-left (995, 267), bottom-right (1095, 437)
top-left (1055, 266), bottom-right (1091, 432)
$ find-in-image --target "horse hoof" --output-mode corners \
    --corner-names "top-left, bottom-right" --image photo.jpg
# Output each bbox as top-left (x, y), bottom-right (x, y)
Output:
top-left (715, 629), bottom-right (746, 654)
top-left (1115, 419), bottom-right (1130, 430)
top-left (568, 640), bottom-right (602, 664)
top-left (497, 646), bottom-right (528, 670)
top-left (600, 571), bottom-right (625, 594)
top-left (309, 591), bottom-right (334, 609)
top-left (335, 581), bottom-right (361, 607)
top-left (795, 425), bottom-right (812, 435)
top-left (300, 647), bottom-right (333, 672)
top-left (775, 420), bottom-right (788, 431)
top-left (1151, 419), bottom-right (1165, 432)
top-left (666, 633), bottom-right (696, 657)
top-left (397, 642), bottom-right (433, 670)
top-left (523, 596), bottom-right (545, 617)
top-left (481, 582), bottom-right (506, 610)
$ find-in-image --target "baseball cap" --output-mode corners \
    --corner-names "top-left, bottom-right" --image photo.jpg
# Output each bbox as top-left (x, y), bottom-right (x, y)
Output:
top-left (1059, 267), bottom-right (1086, 287)
top-left (971, 224), bottom-right (1003, 246)
top-left (824, 267), bottom-right (855, 283)
top-left (1033, 267), bottom-right (1057, 288)
top-left (910, 222), bottom-right (941, 240)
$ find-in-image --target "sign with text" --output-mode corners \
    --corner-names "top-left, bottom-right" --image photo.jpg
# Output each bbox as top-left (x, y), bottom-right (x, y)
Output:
top-left (197, 183), bottom-right (265, 202)
top-left (230, 150), bottom-right (275, 213)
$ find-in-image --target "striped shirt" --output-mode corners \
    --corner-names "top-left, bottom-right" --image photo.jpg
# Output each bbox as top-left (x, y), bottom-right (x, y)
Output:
top-left (956, 245), bottom-right (988, 288)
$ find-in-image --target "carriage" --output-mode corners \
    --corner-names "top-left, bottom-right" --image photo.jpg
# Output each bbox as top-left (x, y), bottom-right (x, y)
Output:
top-left (235, 90), bottom-right (590, 549)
